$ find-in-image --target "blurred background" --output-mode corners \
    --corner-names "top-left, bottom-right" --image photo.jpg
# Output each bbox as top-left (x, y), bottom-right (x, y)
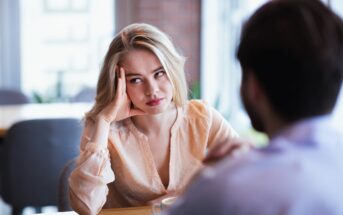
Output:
top-left (1, 0), bottom-right (343, 214)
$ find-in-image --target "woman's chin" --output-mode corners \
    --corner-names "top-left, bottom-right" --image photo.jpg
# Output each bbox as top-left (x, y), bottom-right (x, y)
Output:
top-left (142, 105), bottom-right (169, 115)
top-left (135, 100), bottom-right (173, 115)
top-left (145, 108), bottom-right (165, 115)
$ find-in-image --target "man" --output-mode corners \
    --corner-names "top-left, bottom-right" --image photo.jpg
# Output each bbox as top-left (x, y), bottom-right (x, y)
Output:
top-left (163, 0), bottom-right (343, 214)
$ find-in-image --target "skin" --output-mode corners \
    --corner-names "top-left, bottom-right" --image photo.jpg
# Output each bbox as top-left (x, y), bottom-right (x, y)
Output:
top-left (122, 49), bottom-right (174, 116)
top-left (92, 49), bottom-right (177, 187)
top-left (241, 71), bottom-right (287, 138)
top-left (205, 70), bottom-right (286, 163)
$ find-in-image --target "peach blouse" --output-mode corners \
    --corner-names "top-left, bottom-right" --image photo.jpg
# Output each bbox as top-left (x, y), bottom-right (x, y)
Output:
top-left (69, 100), bottom-right (237, 214)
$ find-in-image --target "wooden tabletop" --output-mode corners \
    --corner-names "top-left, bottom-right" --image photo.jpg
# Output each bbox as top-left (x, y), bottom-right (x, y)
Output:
top-left (0, 103), bottom-right (92, 138)
top-left (99, 206), bottom-right (152, 215)
top-left (36, 206), bottom-right (152, 215)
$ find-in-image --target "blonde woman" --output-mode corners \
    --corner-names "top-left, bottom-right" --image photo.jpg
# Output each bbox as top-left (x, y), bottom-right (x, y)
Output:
top-left (69, 23), bottom-right (238, 214)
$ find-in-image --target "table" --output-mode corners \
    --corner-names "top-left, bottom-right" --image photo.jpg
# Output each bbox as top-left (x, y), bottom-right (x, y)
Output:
top-left (0, 103), bottom-right (92, 138)
top-left (36, 206), bottom-right (152, 215)
top-left (100, 206), bottom-right (152, 215)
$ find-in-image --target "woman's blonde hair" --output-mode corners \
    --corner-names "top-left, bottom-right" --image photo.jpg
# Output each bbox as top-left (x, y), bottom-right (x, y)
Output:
top-left (86, 23), bottom-right (187, 121)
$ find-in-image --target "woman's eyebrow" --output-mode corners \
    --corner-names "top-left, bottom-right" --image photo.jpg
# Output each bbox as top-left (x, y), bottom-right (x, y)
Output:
top-left (125, 72), bottom-right (141, 77)
top-left (153, 66), bottom-right (164, 72)
top-left (125, 66), bottom-right (164, 77)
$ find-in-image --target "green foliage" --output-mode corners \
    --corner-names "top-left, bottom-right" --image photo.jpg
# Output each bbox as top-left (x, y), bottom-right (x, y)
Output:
top-left (241, 127), bottom-right (269, 147)
top-left (32, 91), bottom-right (45, 103)
top-left (189, 80), bottom-right (201, 99)
top-left (31, 91), bottom-right (66, 103)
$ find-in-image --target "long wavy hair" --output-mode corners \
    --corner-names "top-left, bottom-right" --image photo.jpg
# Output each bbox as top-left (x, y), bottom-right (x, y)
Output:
top-left (86, 23), bottom-right (187, 122)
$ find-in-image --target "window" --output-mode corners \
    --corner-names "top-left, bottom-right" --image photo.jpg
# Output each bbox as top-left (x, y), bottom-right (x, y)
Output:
top-left (201, 0), bottom-right (268, 143)
top-left (20, 0), bottom-right (114, 102)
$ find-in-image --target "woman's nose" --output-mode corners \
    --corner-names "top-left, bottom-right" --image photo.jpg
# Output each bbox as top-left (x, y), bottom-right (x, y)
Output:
top-left (145, 80), bottom-right (159, 96)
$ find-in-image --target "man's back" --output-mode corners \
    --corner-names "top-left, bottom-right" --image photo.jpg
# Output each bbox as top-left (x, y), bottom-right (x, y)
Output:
top-left (165, 116), bottom-right (343, 215)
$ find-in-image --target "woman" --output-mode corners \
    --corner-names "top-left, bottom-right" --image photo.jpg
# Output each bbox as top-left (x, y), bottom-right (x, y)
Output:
top-left (69, 23), bottom-right (238, 214)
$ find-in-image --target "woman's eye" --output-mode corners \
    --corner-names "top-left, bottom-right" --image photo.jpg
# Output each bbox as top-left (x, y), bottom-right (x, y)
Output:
top-left (129, 78), bottom-right (142, 84)
top-left (155, 71), bottom-right (166, 78)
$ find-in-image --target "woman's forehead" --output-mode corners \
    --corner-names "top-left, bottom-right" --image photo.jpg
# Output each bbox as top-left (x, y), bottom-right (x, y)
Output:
top-left (121, 49), bottom-right (163, 73)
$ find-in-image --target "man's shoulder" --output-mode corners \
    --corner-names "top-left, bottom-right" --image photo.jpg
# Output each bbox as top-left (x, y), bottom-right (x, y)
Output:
top-left (213, 141), bottom-right (343, 181)
top-left (204, 143), bottom-right (343, 195)
top-left (190, 147), bottom-right (343, 211)
top-left (164, 145), bottom-right (343, 215)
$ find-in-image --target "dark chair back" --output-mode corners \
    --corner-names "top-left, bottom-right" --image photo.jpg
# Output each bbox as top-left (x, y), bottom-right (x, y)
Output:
top-left (0, 89), bottom-right (30, 203)
top-left (0, 118), bottom-right (82, 215)
top-left (58, 158), bottom-right (77, 212)
top-left (0, 89), bottom-right (31, 105)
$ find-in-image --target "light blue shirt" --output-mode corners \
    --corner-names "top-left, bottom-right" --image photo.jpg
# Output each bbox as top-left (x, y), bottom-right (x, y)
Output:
top-left (163, 115), bottom-right (343, 215)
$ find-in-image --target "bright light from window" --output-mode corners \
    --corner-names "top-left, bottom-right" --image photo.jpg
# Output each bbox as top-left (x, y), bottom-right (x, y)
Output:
top-left (20, 0), bottom-right (114, 102)
top-left (202, 0), bottom-right (268, 144)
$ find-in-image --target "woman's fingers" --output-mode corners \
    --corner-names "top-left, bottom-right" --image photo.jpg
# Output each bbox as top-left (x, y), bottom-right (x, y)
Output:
top-left (115, 68), bottom-right (122, 96)
top-left (119, 69), bottom-right (124, 95)
top-left (120, 67), bottom-right (126, 94)
top-left (115, 67), bottom-right (127, 101)
top-left (110, 66), bottom-right (147, 121)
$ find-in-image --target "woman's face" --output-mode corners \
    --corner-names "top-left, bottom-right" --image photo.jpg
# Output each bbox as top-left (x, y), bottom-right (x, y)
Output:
top-left (120, 49), bottom-right (174, 115)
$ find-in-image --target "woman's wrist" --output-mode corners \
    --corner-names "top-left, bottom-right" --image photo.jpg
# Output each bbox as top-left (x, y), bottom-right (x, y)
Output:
top-left (91, 116), bottom-right (113, 147)
top-left (96, 113), bottom-right (116, 124)
top-left (97, 116), bottom-right (111, 124)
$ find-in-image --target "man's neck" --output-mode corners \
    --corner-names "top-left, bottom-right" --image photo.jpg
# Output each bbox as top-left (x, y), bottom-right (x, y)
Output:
top-left (262, 109), bottom-right (289, 138)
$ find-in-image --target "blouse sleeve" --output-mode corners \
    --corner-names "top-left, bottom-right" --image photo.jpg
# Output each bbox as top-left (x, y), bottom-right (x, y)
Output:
top-left (207, 105), bottom-right (239, 149)
top-left (68, 121), bottom-right (115, 215)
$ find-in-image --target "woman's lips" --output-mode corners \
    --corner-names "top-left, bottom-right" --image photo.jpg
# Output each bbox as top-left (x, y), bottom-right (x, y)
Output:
top-left (146, 98), bottom-right (163, 106)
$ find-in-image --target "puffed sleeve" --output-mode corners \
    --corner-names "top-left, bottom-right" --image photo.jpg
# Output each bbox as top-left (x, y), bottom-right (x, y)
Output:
top-left (68, 121), bottom-right (115, 215)
top-left (207, 105), bottom-right (238, 149)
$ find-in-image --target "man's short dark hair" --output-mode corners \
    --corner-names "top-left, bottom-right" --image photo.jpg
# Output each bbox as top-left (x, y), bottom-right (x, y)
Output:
top-left (237, 0), bottom-right (343, 122)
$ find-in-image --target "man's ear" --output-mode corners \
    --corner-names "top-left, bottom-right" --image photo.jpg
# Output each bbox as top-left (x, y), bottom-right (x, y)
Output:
top-left (245, 71), bottom-right (263, 102)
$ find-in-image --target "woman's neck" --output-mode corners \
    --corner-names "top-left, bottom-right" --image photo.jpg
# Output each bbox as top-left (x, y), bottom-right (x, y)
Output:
top-left (131, 103), bottom-right (178, 136)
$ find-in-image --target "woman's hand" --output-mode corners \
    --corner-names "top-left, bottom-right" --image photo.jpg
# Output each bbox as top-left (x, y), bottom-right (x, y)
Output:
top-left (203, 138), bottom-right (253, 164)
top-left (98, 67), bottom-right (146, 123)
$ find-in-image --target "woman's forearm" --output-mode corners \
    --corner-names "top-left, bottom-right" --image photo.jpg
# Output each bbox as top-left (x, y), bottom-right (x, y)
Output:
top-left (91, 117), bottom-right (112, 148)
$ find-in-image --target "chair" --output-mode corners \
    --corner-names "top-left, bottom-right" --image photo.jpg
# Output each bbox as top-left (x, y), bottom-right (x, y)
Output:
top-left (0, 89), bottom-right (31, 105)
top-left (58, 158), bottom-right (77, 212)
top-left (0, 89), bottom-right (31, 198)
top-left (69, 87), bottom-right (96, 103)
top-left (0, 118), bottom-right (82, 215)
